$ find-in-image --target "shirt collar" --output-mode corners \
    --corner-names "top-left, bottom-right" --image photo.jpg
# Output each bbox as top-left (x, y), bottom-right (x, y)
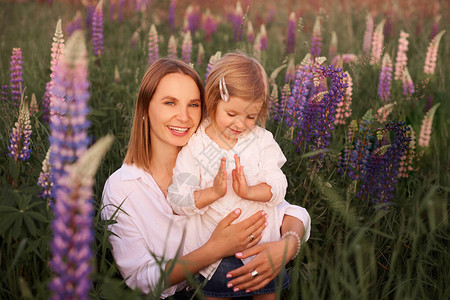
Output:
top-left (120, 164), bottom-right (148, 180)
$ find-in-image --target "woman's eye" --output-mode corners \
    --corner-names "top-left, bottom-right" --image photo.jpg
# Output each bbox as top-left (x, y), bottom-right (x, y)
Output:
top-left (189, 103), bottom-right (200, 107)
top-left (164, 101), bottom-right (175, 106)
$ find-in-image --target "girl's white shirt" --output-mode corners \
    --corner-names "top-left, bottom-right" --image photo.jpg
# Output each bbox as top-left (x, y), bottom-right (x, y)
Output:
top-left (102, 161), bottom-right (311, 297)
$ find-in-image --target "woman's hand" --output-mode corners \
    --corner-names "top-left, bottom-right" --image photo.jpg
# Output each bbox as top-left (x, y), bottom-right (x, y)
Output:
top-left (207, 208), bottom-right (268, 258)
top-left (225, 239), bottom-right (294, 293)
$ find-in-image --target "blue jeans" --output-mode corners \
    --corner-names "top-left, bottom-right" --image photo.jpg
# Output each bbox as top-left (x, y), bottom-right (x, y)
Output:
top-left (197, 256), bottom-right (290, 297)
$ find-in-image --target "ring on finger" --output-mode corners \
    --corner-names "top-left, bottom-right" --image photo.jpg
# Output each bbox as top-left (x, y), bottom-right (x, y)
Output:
top-left (251, 270), bottom-right (258, 278)
top-left (249, 234), bottom-right (255, 242)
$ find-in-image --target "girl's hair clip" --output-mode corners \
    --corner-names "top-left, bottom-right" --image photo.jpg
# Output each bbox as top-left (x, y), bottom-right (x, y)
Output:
top-left (219, 77), bottom-right (230, 102)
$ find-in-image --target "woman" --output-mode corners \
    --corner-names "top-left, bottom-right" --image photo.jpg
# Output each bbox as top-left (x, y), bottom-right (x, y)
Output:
top-left (101, 58), bottom-right (311, 298)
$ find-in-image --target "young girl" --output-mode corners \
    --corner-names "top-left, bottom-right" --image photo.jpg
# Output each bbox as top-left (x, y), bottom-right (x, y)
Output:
top-left (167, 52), bottom-right (299, 299)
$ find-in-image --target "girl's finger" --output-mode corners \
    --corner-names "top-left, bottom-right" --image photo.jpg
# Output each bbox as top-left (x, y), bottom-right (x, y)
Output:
top-left (234, 154), bottom-right (241, 170)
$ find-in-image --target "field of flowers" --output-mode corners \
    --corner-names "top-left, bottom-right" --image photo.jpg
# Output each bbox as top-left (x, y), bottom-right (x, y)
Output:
top-left (0, 0), bottom-right (449, 299)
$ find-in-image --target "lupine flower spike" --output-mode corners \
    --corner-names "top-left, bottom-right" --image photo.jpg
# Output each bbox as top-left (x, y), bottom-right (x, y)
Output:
top-left (205, 51), bottom-right (221, 83)
top-left (130, 29), bottom-right (140, 50)
top-left (168, 35), bottom-right (177, 60)
top-left (394, 31), bottom-right (409, 80)
top-left (335, 71), bottom-right (352, 125)
top-left (246, 21), bottom-right (255, 44)
top-left (418, 103), bottom-right (440, 148)
top-left (233, 1), bottom-right (244, 42)
top-left (430, 15), bottom-right (441, 41)
top-left (2, 84), bottom-right (8, 102)
top-left (285, 56), bottom-right (296, 83)
top-left (311, 16), bottom-right (322, 57)
top-left (424, 30), bottom-right (445, 75)
top-left (286, 12), bottom-right (296, 55)
top-left (10, 48), bottom-right (23, 107)
top-left (48, 19), bottom-right (65, 120)
top-left (29, 93), bottom-right (38, 116)
top-left (203, 9), bottom-right (218, 41)
top-left (8, 96), bottom-right (32, 162)
top-left (378, 53), bottom-right (393, 102)
top-left (402, 67), bottom-right (414, 96)
top-left (377, 102), bottom-right (396, 123)
top-left (168, 0), bottom-right (176, 32)
top-left (148, 24), bottom-right (159, 66)
top-left (92, 0), bottom-right (104, 57)
top-left (49, 31), bottom-right (92, 300)
top-left (184, 5), bottom-right (201, 35)
top-left (329, 31), bottom-right (338, 60)
top-left (197, 43), bottom-right (205, 66)
top-left (38, 147), bottom-right (53, 201)
top-left (398, 127), bottom-right (415, 178)
top-left (363, 13), bottom-right (374, 54)
top-left (181, 31), bottom-right (192, 64)
top-left (66, 11), bottom-right (82, 38)
top-left (371, 20), bottom-right (385, 64)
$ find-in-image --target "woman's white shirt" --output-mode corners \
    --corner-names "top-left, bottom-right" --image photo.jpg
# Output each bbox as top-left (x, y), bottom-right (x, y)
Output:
top-left (102, 164), bottom-right (311, 297)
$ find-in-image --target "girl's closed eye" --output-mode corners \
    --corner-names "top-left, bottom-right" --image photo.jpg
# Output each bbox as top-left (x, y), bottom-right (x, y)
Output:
top-left (227, 112), bottom-right (236, 117)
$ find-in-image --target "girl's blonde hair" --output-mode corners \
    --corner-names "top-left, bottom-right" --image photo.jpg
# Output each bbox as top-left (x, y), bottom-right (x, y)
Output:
top-left (204, 51), bottom-right (269, 125)
top-left (124, 59), bottom-right (204, 170)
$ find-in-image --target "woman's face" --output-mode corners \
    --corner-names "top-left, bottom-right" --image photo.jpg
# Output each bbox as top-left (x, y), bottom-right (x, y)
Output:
top-left (148, 73), bottom-right (202, 149)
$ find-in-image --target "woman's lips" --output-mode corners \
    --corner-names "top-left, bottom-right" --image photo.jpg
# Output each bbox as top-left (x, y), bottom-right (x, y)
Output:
top-left (168, 125), bottom-right (190, 136)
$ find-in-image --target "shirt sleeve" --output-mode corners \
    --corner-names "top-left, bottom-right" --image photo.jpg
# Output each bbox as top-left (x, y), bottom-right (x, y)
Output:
top-left (167, 142), bottom-right (209, 216)
top-left (255, 129), bottom-right (288, 206)
top-left (277, 200), bottom-right (311, 241)
top-left (101, 177), bottom-right (177, 296)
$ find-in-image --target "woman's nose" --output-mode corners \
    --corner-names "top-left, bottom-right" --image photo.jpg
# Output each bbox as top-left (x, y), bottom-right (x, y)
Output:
top-left (176, 106), bottom-right (189, 122)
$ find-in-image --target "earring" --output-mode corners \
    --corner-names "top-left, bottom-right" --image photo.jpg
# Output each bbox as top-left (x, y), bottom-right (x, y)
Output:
top-left (219, 77), bottom-right (229, 102)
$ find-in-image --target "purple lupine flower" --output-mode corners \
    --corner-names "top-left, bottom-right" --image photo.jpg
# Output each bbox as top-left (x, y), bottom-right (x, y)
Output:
top-left (197, 43), bottom-right (205, 66)
top-left (311, 17), bottom-right (322, 57)
top-left (2, 84), bottom-right (7, 102)
top-left (273, 84), bottom-right (291, 123)
top-left (286, 12), bottom-right (296, 54)
top-left (181, 31), bottom-right (192, 64)
top-left (118, 0), bottom-right (126, 23)
top-left (357, 121), bottom-right (410, 207)
top-left (92, 0), bottom-right (104, 57)
top-left (259, 24), bottom-right (267, 51)
top-left (10, 48), bottom-right (23, 107)
top-left (284, 64), bottom-right (313, 128)
top-left (169, 0), bottom-right (176, 31)
top-left (203, 9), bottom-right (218, 42)
top-left (148, 24), bottom-right (159, 66)
top-left (184, 5), bottom-right (201, 35)
top-left (49, 31), bottom-right (91, 299)
top-left (38, 148), bottom-right (53, 201)
top-left (430, 15), bottom-right (441, 41)
top-left (363, 13), bottom-right (374, 54)
top-left (378, 54), bottom-right (393, 102)
top-left (233, 1), bottom-right (244, 42)
top-left (8, 98), bottom-right (32, 162)
top-left (402, 67), bottom-right (414, 96)
top-left (205, 51), bottom-right (221, 83)
top-left (66, 11), bottom-right (82, 38)
top-left (85, 3), bottom-right (96, 30)
top-left (167, 35), bottom-right (177, 60)
top-left (246, 21), bottom-right (255, 43)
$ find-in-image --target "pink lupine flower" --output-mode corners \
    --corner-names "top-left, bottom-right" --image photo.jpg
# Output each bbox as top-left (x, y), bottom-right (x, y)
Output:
top-left (371, 20), bottom-right (385, 64)
top-left (197, 43), bottom-right (205, 66)
top-left (38, 147), bottom-right (53, 201)
top-left (148, 24), bottom-right (159, 66)
top-left (402, 67), bottom-right (415, 95)
top-left (377, 102), bottom-right (396, 123)
top-left (311, 16), bottom-right (322, 57)
top-left (331, 54), bottom-right (356, 67)
top-left (334, 71), bottom-right (352, 125)
top-left (424, 30), bottom-right (445, 75)
top-left (10, 48), bottom-right (23, 107)
top-left (378, 53), bottom-right (392, 102)
top-left (394, 30), bottom-right (409, 80)
top-left (363, 13), bottom-right (374, 54)
top-left (329, 31), bottom-right (338, 61)
top-left (246, 21), bottom-right (255, 44)
top-left (92, 0), bottom-right (104, 57)
top-left (168, 35), bottom-right (177, 60)
top-left (286, 12), bottom-right (296, 54)
top-left (181, 31), bottom-right (192, 64)
top-left (418, 103), bottom-right (440, 148)
top-left (398, 127), bottom-right (415, 178)
top-left (49, 20), bottom-right (65, 118)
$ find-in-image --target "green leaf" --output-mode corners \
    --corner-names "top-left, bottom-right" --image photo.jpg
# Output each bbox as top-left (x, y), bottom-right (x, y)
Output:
top-left (12, 214), bottom-right (23, 239)
top-left (0, 206), bottom-right (19, 213)
top-left (23, 215), bottom-right (36, 236)
top-left (0, 214), bottom-right (17, 235)
top-left (27, 211), bottom-right (48, 223)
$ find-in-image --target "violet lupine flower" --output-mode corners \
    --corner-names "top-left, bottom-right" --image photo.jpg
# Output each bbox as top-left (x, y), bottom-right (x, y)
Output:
top-left (398, 127), bottom-right (415, 178)
top-left (394, 31), bottom-right (409, 80)
top-left (334, 71), bottom-right (352, 125)
top-left (181, 31), bottom-right (192, 64)
top-left (167, 35), bottom-right (177, 60)
top-left (118, 0), bottom-right (126, 23)
top-left (169, 0), bottom-right (176, 31)
top-left (246, 21), bottom-right (255, 44)
top-left (85, 3), bottom-right (96, 30)
top-left (430, 15), bottom-right (441, 41)
top-left (49, 31), bottom-right (91, 299)
top-left (232, 1), bottom-right (244, 42)
top-left (371, 20), bottom-right (385, 64)
top-left (197, 43), bottom-right (205, 66)
top-left (273, 84), bottom-right (291, 123)
top-left (378, 54), bottom-right (393, 102)
top-left (363, 13), bottom-right (374, 54)
top-left (38, 148), bottom-right (53, 201)
top-left (418, 103), bottom-right (440, 148)
top-left (92, 0), bottom-right (104, 57)
top-left (8, 98), bottom-right (32, 162)
top-left (148, 24), bottom-right (159, 66)
top-left (311, 17), bottom-right (322, 57)
top-left (66, 11), bottom-right (82, 38)
top-left (286, 12), bottom-right (296, 54)
top-left (424, 30), bottom-right (446, 75)
top-left (329, 31), bottom-right (338, 61)
top-left (203, 9), bottom-right (218, 42)
top-left (357, 121), bottom-right (410, 207)
top-left (259, 24), bottom-right (267, 51)
top-left (2, 84), bottom-right (8, 102)
top-left (184, 5), bottom-right (201, 35)
top-left (205, 51), bottom-right (221, 83)
top-left (10, 48), bottom-right (23, 107)
top-left (402, 67), bottom-right (414, 95)
top-left (339, 110), bottom-right (374, 180)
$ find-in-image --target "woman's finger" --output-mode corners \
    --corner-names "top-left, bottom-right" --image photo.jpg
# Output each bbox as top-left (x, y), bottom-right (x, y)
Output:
top-left (235, 210), bottom-right (266, 230)
top-left (218, 208), bottom-right (242, 228)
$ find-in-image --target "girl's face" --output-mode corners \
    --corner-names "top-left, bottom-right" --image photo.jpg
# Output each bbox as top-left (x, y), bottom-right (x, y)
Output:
top-left (148, 73), bottom-right (202, 149)
top-left (213, 96), bottom-right (262, 144)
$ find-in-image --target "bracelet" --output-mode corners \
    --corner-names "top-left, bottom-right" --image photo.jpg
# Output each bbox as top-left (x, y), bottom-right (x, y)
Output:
top-left (281, 230), bottom-right (301, 260)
